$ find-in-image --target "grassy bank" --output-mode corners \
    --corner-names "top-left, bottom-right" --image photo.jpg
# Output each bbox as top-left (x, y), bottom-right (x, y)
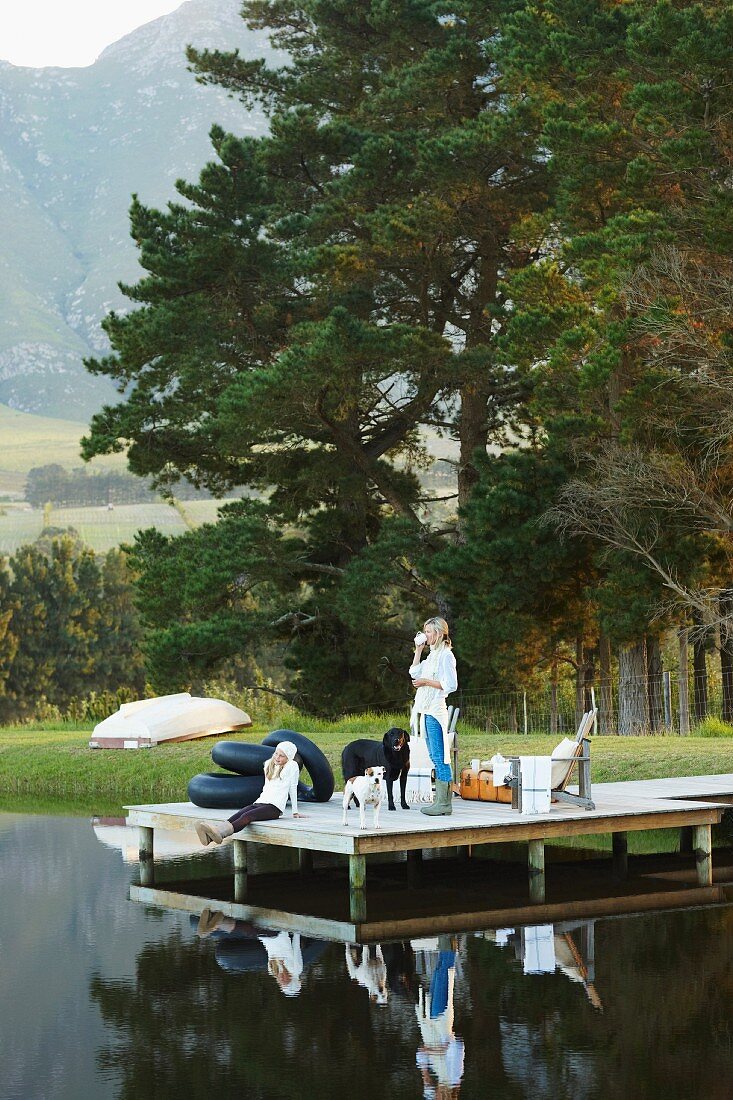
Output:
top-left (2, 716), bottom-right (733, 812)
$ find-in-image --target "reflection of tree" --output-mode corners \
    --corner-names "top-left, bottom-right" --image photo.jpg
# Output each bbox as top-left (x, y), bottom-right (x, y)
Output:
top-left (596, 907), bottom-right (733, 1100)
top-left (458, 908), bottom-right (733, 1100)
top-left (90, 907), bottom-right (733, 1100)
top-left (90, 929), bottom-right (422, 1099)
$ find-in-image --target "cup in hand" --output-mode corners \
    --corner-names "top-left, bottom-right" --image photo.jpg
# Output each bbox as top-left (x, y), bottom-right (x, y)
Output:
top-left (414, 631), bottom-right (427, 646)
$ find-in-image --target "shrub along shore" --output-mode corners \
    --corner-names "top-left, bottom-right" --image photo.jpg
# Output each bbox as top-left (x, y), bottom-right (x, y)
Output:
top-left (2, 715), bottom-right (733, 814)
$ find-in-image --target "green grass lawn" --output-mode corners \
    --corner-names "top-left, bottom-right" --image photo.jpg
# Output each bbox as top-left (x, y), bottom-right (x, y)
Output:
top-left (2, 716), bottom-right (733, 811)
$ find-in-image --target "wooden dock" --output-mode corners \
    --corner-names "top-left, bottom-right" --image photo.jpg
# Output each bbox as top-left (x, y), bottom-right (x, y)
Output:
top-left (126, 774), bottom-right (732, 921)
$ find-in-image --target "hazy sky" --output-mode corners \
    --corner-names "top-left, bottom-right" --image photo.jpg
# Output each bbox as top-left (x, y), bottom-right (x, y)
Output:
top-left (1, 1), bottom-right (184, 68)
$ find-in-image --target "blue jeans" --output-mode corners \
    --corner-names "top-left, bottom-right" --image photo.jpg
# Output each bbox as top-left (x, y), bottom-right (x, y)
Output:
top-left (429, 951), bottom-right (456, 1018)
top-left (425, 715), bottom-right (452, 782)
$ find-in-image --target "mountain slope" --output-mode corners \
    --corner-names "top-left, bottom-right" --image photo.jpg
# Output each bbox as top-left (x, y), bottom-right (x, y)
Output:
top-left (0, 0), bottom-right (273, 420)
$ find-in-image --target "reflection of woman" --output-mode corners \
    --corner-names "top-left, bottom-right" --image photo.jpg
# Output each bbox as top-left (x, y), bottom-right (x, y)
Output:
top-left (260, 932), bottom-right (303, 997)
top-left (416, 938), bottom-right (464, 1100)
top-left (409, 618), bottom-right (458, 817)
top-left (196, 741), bottom-right (305, 846)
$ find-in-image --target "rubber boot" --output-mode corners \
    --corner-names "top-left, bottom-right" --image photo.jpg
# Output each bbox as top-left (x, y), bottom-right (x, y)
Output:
top-left (421, 779), bottom-right (453, 816)
top-left (196, 820), bottom-right (235, 846)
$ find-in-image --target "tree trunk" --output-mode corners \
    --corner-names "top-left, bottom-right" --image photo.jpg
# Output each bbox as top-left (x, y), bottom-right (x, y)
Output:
top-left (692, 610), bottom-right (708, 723)
top-left (646, 635), bottom-right (664, 732)
top-left (457, 384), bottom-right (488, 512)
top-left (678, 628), bottom-right (690, 735)
top-left (598, 632), bottom-right (615, 735)
top-left (550, 661), bottom-right (559, 737)
top-left (719, 591), bottom-right (733, 723)
top-left (456, 239), bottom-right (498, 515)
top-left (575, 636), bottom-right (586, 729)
top-left (618, 640), bottom-right (648, 735)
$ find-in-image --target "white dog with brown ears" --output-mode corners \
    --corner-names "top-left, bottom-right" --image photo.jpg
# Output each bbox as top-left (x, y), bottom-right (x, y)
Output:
top-left (342, 766), bottom-right (385, 829)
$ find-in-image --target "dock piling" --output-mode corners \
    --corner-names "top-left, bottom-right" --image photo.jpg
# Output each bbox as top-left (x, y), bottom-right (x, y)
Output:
top-left (528, 839), bottom-right (545, 903)
top-left (349, 854), bottom-right (367, 922)
top-left (406, 848), bottom-right (422, 889)
top-left (612, 832), bottom-right (628, 879)
top-left (692, 824), bottom-right (712, 886)
top-left (138, 825), bottom-right (153, 861)
top-left (233, 839), bottom-right (248, 902)
top-left (138, 827), bottom-right (154, 884)
top-left (299, 849), bottom-right (314, 876)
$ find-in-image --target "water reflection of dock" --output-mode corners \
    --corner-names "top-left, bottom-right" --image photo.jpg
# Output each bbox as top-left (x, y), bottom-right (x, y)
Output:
top-left (128, 859), bottom-right (733, 944)
top-left (125, 775), bottom-right (731, 919)
top-left (127, 895), bottom-right (613, 1097)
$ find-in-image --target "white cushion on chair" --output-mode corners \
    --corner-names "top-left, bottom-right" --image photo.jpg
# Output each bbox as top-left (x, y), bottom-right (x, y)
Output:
top-left (551, 738), bottom-right (580, 788)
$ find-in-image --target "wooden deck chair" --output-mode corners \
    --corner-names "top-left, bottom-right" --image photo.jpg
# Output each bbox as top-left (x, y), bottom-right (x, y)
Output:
top-left (508, 709), bottom-right (597, 812)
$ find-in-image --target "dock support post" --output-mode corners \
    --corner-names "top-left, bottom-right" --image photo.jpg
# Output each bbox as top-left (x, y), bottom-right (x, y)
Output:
top-left (693, 824), bottom-right (712, 886)
top-left (679, 826), bottom-right (694, 855)
top-left (406, 848), bottom-right (422, 889)
top-left (528, 839), bottom-right (545, 904)
top-left (299, 849), bottom-right (314, 876)
top-left (349, 854), bottom-right (367, 922)
top-left (138, 827), bottom-right (154, 885)
top-left (612, 832), bottom-right (628, 879)
top-left (233, 840), bottom-right (248, 902)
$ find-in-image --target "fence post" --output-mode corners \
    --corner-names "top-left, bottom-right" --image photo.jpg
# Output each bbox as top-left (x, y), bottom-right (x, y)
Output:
top-left (523, 692), bottom-right (528, 735)
top-left (663, 671), bottom-right (672, 730)
top-left (678, 629), bottom-right (690, 736)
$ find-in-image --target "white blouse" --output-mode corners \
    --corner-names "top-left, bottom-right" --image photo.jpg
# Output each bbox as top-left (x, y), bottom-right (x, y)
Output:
top-left (409, 645), bottom-right (458, 716)
top-left (409, 644), bottom-right (458, 764)
top-left (256, 758), bottom-right (299, 814)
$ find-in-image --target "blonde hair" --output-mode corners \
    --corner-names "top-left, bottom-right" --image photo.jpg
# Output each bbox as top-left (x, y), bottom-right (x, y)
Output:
top-left (424, 616), bottom-right (452, 649)
top-left (264, 755), bottom-right (284, 781)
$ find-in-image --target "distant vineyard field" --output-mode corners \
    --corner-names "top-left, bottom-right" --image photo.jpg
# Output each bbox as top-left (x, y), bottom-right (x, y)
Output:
top-left (0, 499), bottom-right (236, 555)
top-left (0, 508), bottom-right (43, 553)
top-left (0, 403), bottom-right (125, 497)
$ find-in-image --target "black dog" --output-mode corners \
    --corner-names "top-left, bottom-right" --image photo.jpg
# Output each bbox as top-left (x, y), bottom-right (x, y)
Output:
top-left (341, 728), bottom-right (410, 811)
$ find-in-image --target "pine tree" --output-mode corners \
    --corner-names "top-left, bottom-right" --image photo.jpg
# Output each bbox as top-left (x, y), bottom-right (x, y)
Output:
top-left (432, 448), bottom-right (595, 700)
top-left (2, 544), bottom-right (56, 720)
top-left (488, 0), bottom-right (733, 727)
top-left (81, 0), bottom-right (550, 708)
top-left (0, 558), bottom-right (19, 721)
top-left (95, 548), bottom-right (146, 696)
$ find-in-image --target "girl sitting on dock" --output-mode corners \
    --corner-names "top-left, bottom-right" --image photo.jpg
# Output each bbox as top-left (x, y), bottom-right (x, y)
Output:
top-left (196, 740), bottom-right (305, 845)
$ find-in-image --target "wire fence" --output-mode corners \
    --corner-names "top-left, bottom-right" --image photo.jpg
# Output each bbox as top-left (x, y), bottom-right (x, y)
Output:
top-left (457, 670), bottom-right (733, 737)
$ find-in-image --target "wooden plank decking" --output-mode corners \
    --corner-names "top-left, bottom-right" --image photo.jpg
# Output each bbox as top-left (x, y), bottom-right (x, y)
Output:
top-left (125, 784), bottom-right (726, 856)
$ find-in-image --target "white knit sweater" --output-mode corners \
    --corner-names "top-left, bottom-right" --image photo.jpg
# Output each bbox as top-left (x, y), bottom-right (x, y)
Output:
top-left (409, 645), bottom-right (458, 764)
top-left (255, 758), bottom-right (299, 814)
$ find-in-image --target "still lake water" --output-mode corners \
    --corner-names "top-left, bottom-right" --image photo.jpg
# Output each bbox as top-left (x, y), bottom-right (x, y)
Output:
top-left (1, 813), bottom-right (732, 1100)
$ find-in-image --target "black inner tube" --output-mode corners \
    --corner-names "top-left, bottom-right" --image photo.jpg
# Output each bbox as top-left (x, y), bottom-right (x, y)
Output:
top-left (261, 729), bottom-right (334, 803)
top-left (211, 741), bottom-right (271, 775)
top-left (188, 770), bottom-right (313, 810)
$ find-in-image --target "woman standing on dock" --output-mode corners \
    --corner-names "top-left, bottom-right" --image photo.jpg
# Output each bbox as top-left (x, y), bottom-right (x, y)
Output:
top-left (410, 617), bottom-right (458, 817)
top-left (196, 740), bottom-right (305, 845)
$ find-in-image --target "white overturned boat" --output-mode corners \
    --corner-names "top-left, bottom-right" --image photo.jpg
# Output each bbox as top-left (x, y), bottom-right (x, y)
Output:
top-left (89, 692), bottom-right (252, 749)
